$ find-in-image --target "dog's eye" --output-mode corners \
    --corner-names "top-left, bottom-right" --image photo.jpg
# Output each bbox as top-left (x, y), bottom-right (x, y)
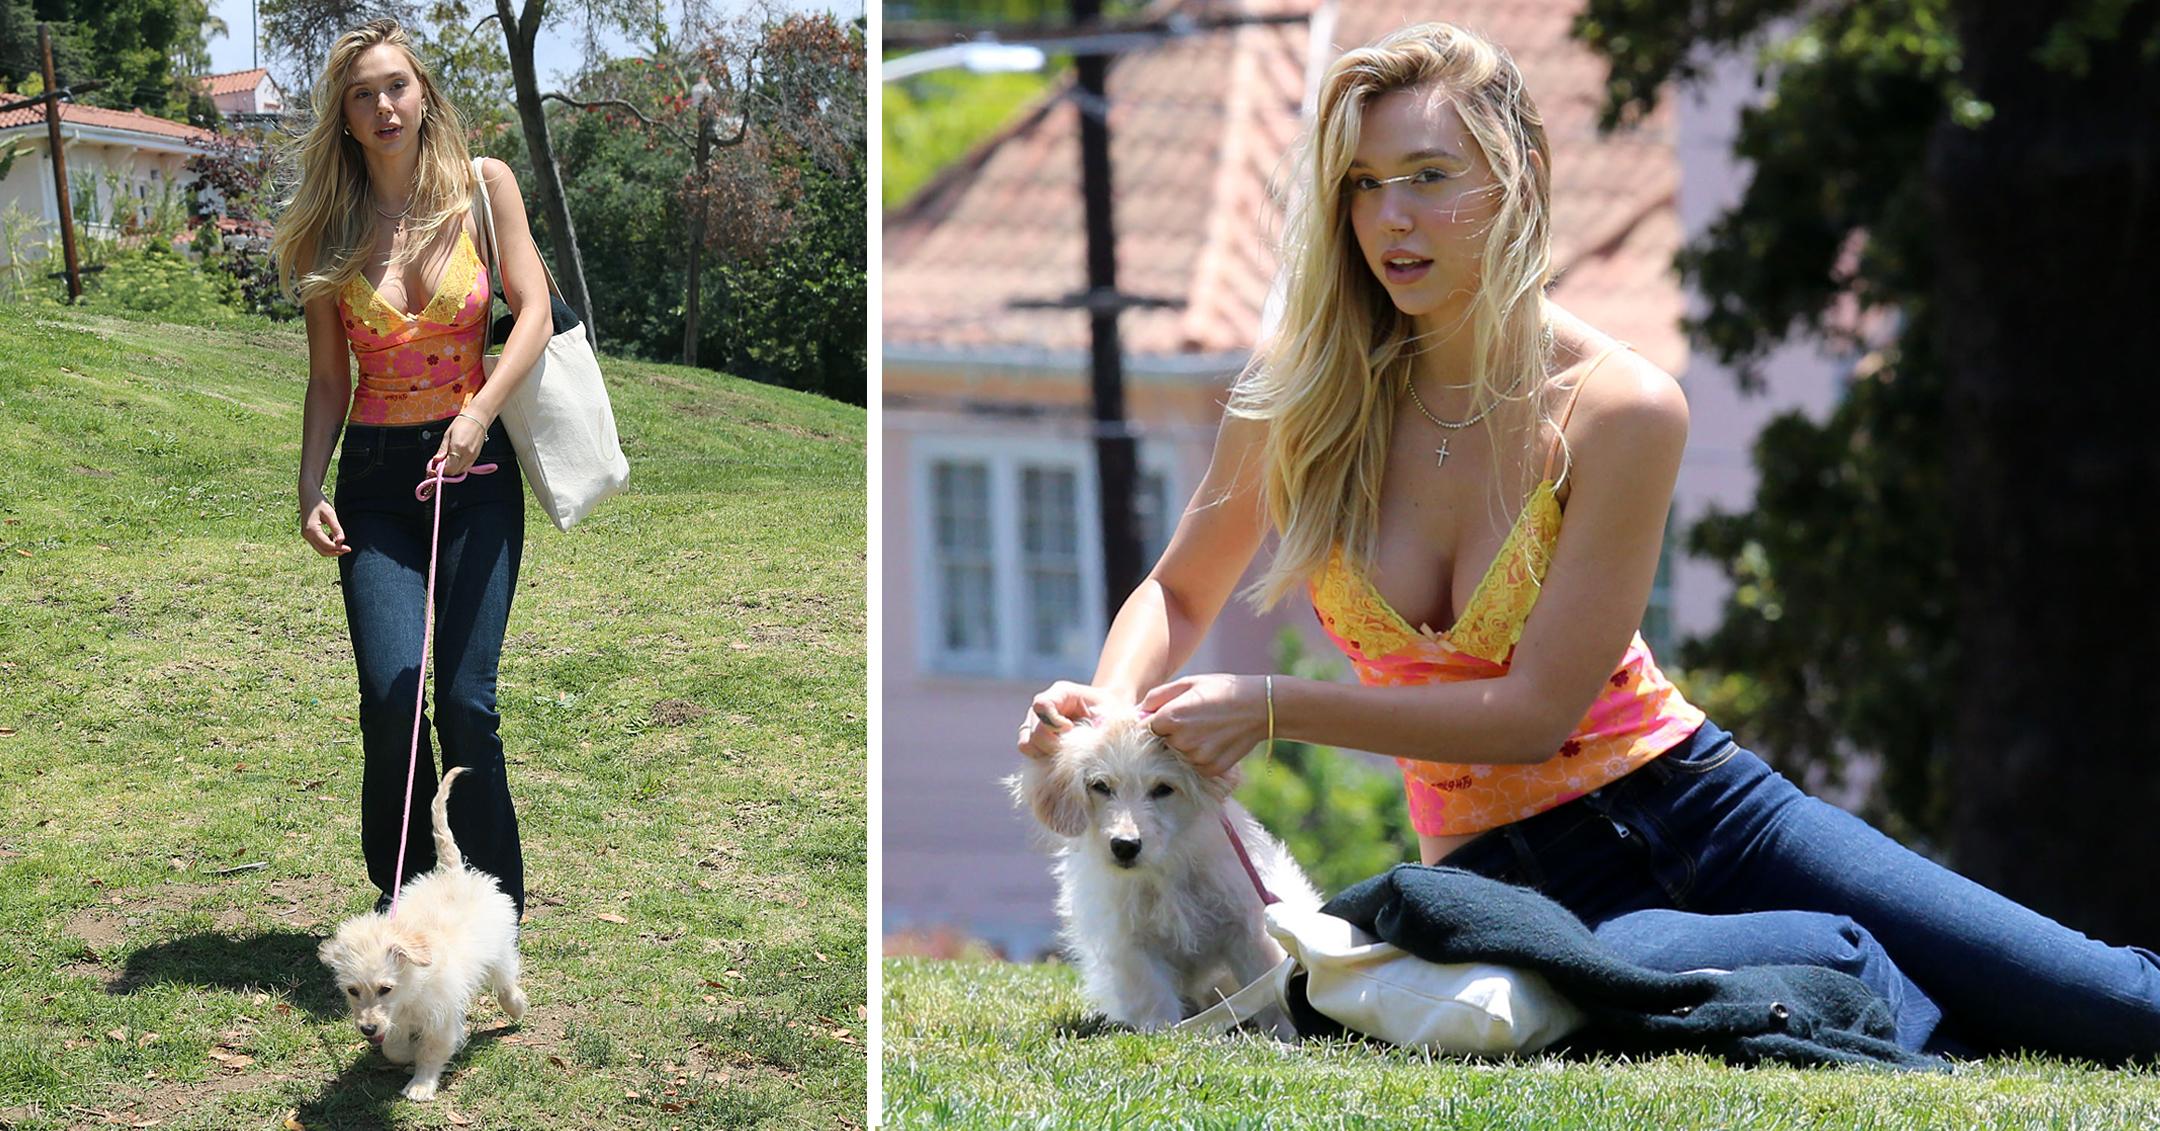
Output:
top-left (1148, 783), bottom-right (1175, 799)
top-left (1088, 781), bottom-right (1113, 796)
top-left (345, 986), bottom-right (359, 996)
top-left (375, 984), bottom-right (392, 996)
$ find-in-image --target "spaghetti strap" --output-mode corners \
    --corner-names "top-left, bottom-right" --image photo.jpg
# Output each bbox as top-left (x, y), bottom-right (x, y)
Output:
top-left (1542, 340), bottom-right (1634, 485)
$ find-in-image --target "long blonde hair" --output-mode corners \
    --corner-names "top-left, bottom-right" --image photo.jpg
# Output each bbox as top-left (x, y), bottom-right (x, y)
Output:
top-left (1231, 22), bottom-right (1554, 610)
top-left (271, 19), bottom-right (477, 304)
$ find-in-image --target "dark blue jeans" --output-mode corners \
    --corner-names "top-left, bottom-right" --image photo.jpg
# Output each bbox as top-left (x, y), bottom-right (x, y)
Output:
top-left (335, 418), bottom-right (525, 917)
top-left (1444, 719), bottom-right (2160, 1061)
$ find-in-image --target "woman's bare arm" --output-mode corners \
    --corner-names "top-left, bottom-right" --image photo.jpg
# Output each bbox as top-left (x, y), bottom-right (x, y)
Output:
top-left (1021, 411), bottom-right (1271, 751)
top-left (299, 287), bottom-right (353, 556)
top-left (1145, 352), bottom-right (1690, 770)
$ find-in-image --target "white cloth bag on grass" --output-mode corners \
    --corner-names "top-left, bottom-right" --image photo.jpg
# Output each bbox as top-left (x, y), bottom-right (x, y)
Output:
top-left (1177, 830), bottom-right (1585, 1055)
top-left (470, 158), bottom-right (629, 531)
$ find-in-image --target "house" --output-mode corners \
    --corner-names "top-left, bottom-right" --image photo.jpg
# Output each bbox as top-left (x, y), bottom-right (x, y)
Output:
top-left (0, 101), bottom-right (219, 266)
top-left (197, 67), bottom-right (288, 125)
top-left (882, 0), bottom-right (1852, 953)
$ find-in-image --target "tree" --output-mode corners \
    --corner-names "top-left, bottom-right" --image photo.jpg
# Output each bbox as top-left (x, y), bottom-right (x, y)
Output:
top-left (1, 0), bottom-right (215, 118)
top-left (259, 0), bottom-right (418, 87)
top-left (545, 10), bottom-right (864, 390)
top-left (1581, 0), bottom-right (2160, 940)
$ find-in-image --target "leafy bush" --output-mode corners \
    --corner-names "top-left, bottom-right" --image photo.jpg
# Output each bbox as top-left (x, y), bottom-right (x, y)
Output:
top-left (88, 243), bottom-right (242, 323)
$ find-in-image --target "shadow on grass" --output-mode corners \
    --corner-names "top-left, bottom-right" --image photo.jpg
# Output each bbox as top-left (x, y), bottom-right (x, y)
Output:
top-left (110, 929), bottom-right (344, 1019)
top-left (290, 1024), bottom-right (514, 1130)
top-left (1050, 1011), bottom-right (1118, 1039)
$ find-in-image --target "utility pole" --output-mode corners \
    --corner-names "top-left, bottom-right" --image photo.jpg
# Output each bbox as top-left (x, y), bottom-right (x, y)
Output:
top-left (1071, 0), bottom-right (1144, 631)
top-left (36, 25), bottom-right (92, 303)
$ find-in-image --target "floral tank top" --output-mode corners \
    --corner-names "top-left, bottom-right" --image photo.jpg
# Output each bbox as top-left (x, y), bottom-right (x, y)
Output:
top-left (338, 226), bottom-right (490, 425)
top-left (1307, 345), bottom-right (1706, 837)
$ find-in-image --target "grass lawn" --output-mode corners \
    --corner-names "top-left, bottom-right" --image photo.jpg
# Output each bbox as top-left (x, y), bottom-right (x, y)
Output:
top-left (0, 302), bottom-right (866, 1129)
top-left (883, 959), bottom-right (2160, 1129)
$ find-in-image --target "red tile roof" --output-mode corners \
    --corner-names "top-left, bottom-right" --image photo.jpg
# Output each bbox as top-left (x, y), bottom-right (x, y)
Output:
top-left (885, 0), bottom-right (1686, 374)
top-left (0, 101), bottom-right (218, 145)
top-left (197, 68), bottom-right (271, 97)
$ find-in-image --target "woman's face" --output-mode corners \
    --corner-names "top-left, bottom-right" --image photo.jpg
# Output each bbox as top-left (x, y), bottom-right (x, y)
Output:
top-left (340, 43), bottom-right (425, 160)
top-left (1345, 85), bottom-right (1500, 328)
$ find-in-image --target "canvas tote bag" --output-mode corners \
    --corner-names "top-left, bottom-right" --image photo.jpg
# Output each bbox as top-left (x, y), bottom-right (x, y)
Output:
top-left (470, 158), bottom-right (630, 531)
top-left (1177, 821), bottom-right (1586, 1055)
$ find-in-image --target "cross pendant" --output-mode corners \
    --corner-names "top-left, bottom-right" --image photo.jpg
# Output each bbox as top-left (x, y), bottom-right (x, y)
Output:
top-left (1435, 438), bottom-right (1451, 468)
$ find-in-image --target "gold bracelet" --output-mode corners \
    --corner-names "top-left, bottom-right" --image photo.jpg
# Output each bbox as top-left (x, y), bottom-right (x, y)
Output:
top-left (1264, 674), bottom-right (1275, 762)
top-left (457, 410), bottom-right (488, 429)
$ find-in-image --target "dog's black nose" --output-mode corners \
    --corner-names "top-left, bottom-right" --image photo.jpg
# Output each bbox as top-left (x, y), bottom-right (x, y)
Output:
top-left (358, 1022), bottom-right (379, 1036)
top-left (1110, 837), bottom-right (1142, 863)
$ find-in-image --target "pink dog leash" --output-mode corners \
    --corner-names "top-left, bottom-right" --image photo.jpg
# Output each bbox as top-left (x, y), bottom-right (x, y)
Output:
top-left (387, 454), bottom-right (498, 917)
top-left (1221, 815), bottom-right (1280, 907)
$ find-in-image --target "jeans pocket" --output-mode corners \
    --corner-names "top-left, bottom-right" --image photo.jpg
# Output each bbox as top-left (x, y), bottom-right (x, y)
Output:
top-left (336, 437), bottom-right (384, 491)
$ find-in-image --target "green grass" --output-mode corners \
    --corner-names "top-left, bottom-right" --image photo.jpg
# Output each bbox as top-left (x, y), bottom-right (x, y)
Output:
top-left (0, 302), bottom-right (866, 1129)
top-left (883, 959), bottom-right (2160, 1129)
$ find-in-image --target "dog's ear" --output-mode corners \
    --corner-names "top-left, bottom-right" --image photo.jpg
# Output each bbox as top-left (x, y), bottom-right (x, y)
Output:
top-left (1198, 764), bottom-right (1240, 805)
top-left (389, 934), bottom-right (434, 968)
top-left (1005, 751), bottom-right (1090, 839)
top-left (316, 936), bottom-right (340, 968)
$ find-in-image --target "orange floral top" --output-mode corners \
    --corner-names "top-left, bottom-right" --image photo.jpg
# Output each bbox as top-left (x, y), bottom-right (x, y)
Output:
top-left (1309, 479), bottom-right (1706, 838)
top-left (338, 228), bottom-right (490, 425)
top-left (1304, 336), bottom-right (1710, 837)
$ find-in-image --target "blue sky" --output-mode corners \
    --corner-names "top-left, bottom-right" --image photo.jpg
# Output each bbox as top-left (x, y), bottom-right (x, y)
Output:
top-left (202, 0), bottom-right (858, 92)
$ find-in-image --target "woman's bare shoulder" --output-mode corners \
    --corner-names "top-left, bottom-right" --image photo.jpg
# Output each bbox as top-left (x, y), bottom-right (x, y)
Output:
top-left (1566, 343), bottom-right (1688, 451)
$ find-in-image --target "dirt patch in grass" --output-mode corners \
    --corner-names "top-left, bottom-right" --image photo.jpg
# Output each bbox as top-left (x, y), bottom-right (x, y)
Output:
top-left (651, 699), bottom-right (710, 728)
top-left (64, 906), bottom-right (130, 956)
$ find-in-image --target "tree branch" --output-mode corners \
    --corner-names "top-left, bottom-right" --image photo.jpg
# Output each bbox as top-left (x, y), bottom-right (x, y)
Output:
top-left (540, 91), bottom-right (693, 146)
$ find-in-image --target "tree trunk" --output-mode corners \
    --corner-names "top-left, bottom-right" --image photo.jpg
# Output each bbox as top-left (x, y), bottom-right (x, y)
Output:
top-left (497, 0), bottom-right (598, 347)
top-left (1932, 2), bottom-right (2160, 944)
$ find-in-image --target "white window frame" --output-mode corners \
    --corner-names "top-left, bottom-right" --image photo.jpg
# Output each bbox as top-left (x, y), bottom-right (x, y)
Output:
top-left (913, 432), bottom-right (1177, 681)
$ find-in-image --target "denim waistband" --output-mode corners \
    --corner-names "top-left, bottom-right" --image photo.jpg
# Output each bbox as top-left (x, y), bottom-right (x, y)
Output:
top-left (1442, 717), bottom-right (1735, 879)
top-left (335, 419), bottom-right (520, 510)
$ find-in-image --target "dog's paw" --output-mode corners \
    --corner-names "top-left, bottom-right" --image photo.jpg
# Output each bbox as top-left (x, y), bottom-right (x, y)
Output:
top-left (500, 985), bottom-right (528, 1021)
top-left (400, 1076), bottom-right (439, 1102)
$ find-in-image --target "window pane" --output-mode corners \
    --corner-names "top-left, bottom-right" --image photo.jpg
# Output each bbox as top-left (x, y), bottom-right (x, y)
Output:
top-left (1020, 466), bottom-right (1081, 659)
top-left (1134, 470), bottom-right (1172, 571)
top-left (931, 460), bottom-right (995, 657)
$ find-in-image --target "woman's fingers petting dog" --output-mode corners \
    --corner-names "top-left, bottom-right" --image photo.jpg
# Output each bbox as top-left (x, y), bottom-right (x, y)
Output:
top-left (1138, 674), bottom-right (1263, 776)
top-left (1018, 681), bottom-right (1098, 758)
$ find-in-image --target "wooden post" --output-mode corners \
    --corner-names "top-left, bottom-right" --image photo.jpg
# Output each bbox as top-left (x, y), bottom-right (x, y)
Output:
top-left (39, 24), bottom-right (83, 303)
top-left (1071, 0), bottom-right (1144, 631)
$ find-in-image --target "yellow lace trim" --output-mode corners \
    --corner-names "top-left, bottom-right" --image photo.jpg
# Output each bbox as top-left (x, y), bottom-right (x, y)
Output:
top-left (341, 230), bottom-right (478, 338)
top-left (1312, 548), bottom-right (1418, 659)
top-left (1449, 480), bottom-right (1560, 663)
top-left (1312, 480), bottom-right (1562, 664)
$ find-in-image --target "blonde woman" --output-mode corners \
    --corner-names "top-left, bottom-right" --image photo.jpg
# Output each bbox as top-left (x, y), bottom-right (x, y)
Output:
top-left (274, 19), bottom-right (553, 918)
top-left (1018, 22), bottom-right (2160, 1059)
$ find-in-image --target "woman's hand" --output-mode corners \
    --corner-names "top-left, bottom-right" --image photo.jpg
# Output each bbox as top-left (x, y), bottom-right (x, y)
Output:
top-left (1017, 681), bottom-right (1129, 760)
top-left (435, 410), bottom-right (490, 477)
top-left (1138, 674), bottom-right (1267, 776)
top-left (300, 493), bottom-right (349, 557)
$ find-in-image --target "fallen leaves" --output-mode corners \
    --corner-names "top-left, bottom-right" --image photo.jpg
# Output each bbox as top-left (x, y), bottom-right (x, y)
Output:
top-left (594, 912), bottom-right (629, 925)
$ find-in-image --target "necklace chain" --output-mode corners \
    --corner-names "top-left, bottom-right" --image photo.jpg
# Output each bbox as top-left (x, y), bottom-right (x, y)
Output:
top-left (1402, 326), bottom-right (1557, 467)
top-left (1400, 324), bottom-right (1559, 430)
top-left (1403, 364), bottom-right (1527, 431)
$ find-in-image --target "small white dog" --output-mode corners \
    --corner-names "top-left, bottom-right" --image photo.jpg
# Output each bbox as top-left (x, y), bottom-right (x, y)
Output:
top-left (318, 767), bottom-right (526, 1101)
top-left (1008, 709), bottom-right (1321, 1036)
